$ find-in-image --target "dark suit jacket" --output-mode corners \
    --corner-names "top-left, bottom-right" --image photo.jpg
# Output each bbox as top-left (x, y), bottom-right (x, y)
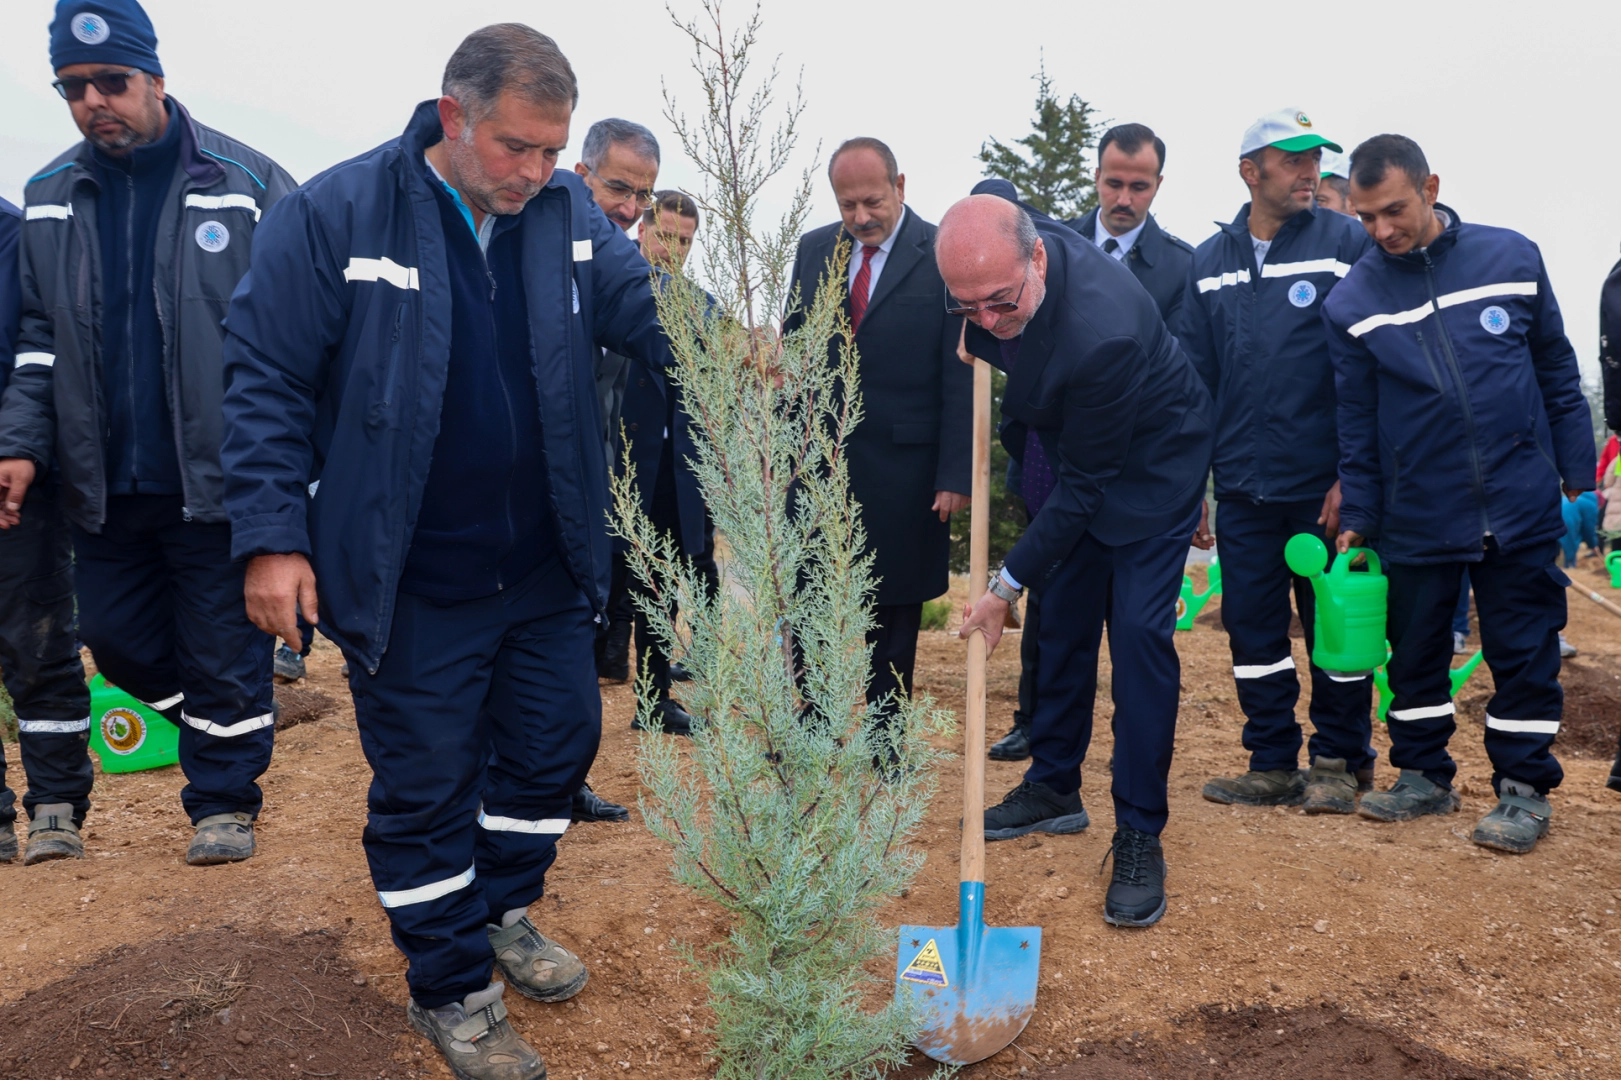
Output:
top-left (617, 356), bottom-right (708, 556)
top-left (785, 208), bottom-right (972, 605)
top-left (1065, 209), bottom-right (1194, 327)
top-left (964, 216), bottom-right (1214, 588)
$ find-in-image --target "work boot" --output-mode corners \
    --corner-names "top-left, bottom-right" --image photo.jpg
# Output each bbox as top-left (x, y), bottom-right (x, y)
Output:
top-left (1101, 827), bottom-right (1167, 928)
top-left (1559, 633), bottom-right (1578, 659)
top-left (1608, 740), bottom-right (1621, 794)
top-left (488, 916), bottom-right (589, 1003)
top-left (982, 780), bottom-right (1088, 841)
top-left (0, 820), bottom-right (16, 862)
top-left (1356, 770), bottom-right (1460, 822)
top-left (597, 621), bottom-right (631, 682)
top-left (273, 643), bottom-right (306, 681)
top-left (1355, 765), bottom-right (1376, 793)
top-left (632, 697), bottom-right (695, 737)
top-left (1452, 631), bottom-right (1468, 655)
top-left (186, 812), bottom-right (256, 865)
top-left (1201, 768), bottom-right (1305, 806)
top-left (24, 803), bottom-right (83, 864)
top-left (407, 982), bottom-right (546, 1080)
top-left (987, 722), bottom-right (1031, 761)
top-left (1302, 756), bottom-right (1359, 815)
top-left (571, 784), bottom-right (629, 823)
top-left (1471, 780), bottom-right (1551, 854)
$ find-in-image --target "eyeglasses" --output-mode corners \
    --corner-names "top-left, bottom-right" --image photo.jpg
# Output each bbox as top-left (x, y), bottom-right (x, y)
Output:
top-left (52, 68), bottom-right (142, 102)
top-left (944, 261), bottom-right (1031, 317)
top-left (585, 165), bottom-right (656, 209)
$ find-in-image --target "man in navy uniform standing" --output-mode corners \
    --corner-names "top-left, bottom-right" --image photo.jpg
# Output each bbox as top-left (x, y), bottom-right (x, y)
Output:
top-left (220, 24), bottom-right (678, 1080)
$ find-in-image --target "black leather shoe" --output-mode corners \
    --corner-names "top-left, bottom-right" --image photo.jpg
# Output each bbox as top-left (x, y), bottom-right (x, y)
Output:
top-left (632, 698), bottom-right (696, 737)
top-left (669, 662), bottom-right (693, 683)
top-left (982, 780), bottom-right (1088, 841)
top-left (1102, 827), bottom-right (1167, 927)
top-left (987, 723), bottom-right (1030, 761)
top-left (571, 784), bottom-right (629, 823)
top-left (598, 620), bottom-right (631, 682)
top-left (1608, 747), bottom-right (1621, 794)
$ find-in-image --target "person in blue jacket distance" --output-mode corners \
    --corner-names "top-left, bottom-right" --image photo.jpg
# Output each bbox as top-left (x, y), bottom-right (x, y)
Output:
top-left (1323, 134), bottom-right (1595, 856)
top-left (1177, 108), bottom-right (1377, 816)
top-left (219, 25), bottom-right (678, 1080)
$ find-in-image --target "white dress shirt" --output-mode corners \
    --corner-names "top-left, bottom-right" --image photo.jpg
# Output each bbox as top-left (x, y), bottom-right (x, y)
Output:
top-left (1093, 214), bottom-right (1147, 261)
top-left (847, 205), bottom-right (909, 302)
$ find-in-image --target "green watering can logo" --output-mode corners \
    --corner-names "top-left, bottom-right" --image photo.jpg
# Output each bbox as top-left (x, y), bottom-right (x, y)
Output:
top-left (99, 707), bottom-right (149, 755)
top-left (1284, 534), bottom-right (1388, 676)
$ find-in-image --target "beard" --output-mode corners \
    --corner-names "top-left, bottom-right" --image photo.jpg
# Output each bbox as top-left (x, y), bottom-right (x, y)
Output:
top-left (84, 111), bottom-right (147, 152)
top-left (446, 127), bottom-right (542, 217)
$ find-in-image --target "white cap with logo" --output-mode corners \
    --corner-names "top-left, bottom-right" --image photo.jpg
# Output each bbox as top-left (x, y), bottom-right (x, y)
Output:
top-left (1319, 147), bottom-right (1352, 180)
top-left (1239, 108), bottom-right (1342, 157)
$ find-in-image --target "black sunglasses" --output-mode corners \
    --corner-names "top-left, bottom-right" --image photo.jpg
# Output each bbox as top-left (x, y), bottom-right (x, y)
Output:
top-left (52, 68), bottom-right (141, 102)
top-left (944, 261), bottom-right (1031, 317)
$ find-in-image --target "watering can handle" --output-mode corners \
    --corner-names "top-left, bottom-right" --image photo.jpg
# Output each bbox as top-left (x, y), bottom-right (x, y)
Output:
top-left (1329, 546), bottom-right (1382, 579)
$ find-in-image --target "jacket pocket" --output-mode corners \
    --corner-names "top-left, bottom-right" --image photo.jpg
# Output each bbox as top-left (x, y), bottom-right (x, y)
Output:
top-left (1415, 331), bottom-right (1445, 393)
top-left (892, 422), bottom-right (940, 444)
top-left (367, 303), bottom-right (406, 429)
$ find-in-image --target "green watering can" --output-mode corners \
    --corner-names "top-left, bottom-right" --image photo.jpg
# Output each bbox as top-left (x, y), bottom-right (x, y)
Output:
top-left (1176, 557), bottom-right (1222, 631)
top-left (1371, 649), bottom-right (1486, 723)
top-left (87, 673), bottom-right (179, 774)
top-left (1283, 533), bottom-right (1387, 676)
top-left (1607, 551), bottom-right (1621, 589)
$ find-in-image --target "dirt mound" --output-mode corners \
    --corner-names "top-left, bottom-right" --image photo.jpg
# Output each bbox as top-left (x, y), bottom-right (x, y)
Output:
top-left (0, 927), bottom-right (421, 1080)
top-left (1046, 1004), bottom-right (1524, 1080)
top-left (1550, 657), bottom-right (1621, 757)
top-left (274, 686), bottom-right (338, 731)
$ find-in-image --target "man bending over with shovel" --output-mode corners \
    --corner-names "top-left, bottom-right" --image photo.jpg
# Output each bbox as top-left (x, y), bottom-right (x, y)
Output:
top-left (945, 193), bottom-right (1214, 927)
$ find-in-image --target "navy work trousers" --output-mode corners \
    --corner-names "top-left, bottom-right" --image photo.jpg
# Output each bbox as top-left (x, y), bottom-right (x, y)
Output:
top-left (349, 554), bottom-right (600, 1008)
top-left (0, 485), bottom-right (92, 826)
top-left (1384, 539), bottom-right (1565, 794)
top-left (1024, 499), bottom-right (1200, 836)
top-left (72, 495), bottom-right (274, 823)
top-left (1215, 499), bottom-right (1375, 774)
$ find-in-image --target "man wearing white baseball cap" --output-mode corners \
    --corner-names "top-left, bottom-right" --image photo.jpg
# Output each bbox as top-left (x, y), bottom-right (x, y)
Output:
top-left (1317, 147), bottom-right (1356, 217)
top-left (1176, 107), bottom-right (1376, 816)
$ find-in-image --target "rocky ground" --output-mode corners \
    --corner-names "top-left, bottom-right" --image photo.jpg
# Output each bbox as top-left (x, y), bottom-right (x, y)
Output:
top-left (2, 557), bottom-right (1619, 1079)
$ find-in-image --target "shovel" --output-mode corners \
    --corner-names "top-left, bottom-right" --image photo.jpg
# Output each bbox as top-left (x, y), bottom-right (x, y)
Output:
top-left (895, 342), bottom-right (1041, 1065)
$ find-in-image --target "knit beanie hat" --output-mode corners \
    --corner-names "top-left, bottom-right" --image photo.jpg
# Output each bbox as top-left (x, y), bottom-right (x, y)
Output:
top-left (50, 1), bottom-right (163, 77)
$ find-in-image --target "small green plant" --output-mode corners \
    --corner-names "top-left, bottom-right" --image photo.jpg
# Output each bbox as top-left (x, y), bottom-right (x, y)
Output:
top-left (920, 597), bottom-right (951, 632)
top-left (612, 4), bottom-right (953, 1078)
top-left (0, 682), bottom-right (15, 743)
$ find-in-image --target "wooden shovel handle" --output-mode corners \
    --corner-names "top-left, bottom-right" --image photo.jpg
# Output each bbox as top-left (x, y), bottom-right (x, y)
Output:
top-left (961, 337), bottom-right (992, 887)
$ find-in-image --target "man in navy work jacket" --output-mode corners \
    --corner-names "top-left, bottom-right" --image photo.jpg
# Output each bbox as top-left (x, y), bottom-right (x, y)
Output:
top-left (1177, 107), bottom-right (1377, 816)
top-left (0, 194), bottom-right (93, 868)
top-left (219, 25), bottom-right (676, 1080)
top-left (0, 0), bottom-right (294, 868)
top-left (947, 194), bottom-right (1213, 929)
top-left (1323, 134), bottom-right (1594, 856)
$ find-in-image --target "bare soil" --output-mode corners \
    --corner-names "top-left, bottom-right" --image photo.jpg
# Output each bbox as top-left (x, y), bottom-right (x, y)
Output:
top-left (3, 558), bottom-right (1621, 1079)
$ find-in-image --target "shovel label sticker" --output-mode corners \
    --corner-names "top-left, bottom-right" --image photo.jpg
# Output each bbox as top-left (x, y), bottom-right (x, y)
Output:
top-left (901, 939), bottom-right (948, 987)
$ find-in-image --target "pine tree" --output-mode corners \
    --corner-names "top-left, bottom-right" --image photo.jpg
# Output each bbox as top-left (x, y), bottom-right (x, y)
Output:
top-left (613, 4), bottom-right (953, 1078)
top-left (977, 59), bottom-right (1100, 221)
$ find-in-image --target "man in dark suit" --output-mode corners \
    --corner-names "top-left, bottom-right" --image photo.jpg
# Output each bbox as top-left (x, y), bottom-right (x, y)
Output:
top-left (947, 194), bottom-right (1214, 928)
top-left (786, 137), bottom-right (972, 731)
top-left (992, 124), bottom-right (1195, 764)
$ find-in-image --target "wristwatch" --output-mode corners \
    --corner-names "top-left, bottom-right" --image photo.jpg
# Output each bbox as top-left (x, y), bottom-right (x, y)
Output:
top-left (987, 572), bottom-right (1023, 605)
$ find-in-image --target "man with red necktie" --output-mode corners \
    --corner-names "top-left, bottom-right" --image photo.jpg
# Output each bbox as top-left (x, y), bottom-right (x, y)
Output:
top-left (785, 137), bottom-right (972, 738)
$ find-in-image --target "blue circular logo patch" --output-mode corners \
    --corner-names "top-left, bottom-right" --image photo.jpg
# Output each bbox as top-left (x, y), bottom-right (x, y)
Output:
top-left (71, 12), bottom-right (110, 44)
top-left (1288, 280), bottom-right (1318, 308)
top-left (1480, 305), bottom-right (1510, 335)
top-left (194, 221), bottom-right (230, 253)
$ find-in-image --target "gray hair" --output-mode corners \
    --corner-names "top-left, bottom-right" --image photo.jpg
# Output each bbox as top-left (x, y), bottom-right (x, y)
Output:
top-left (582, 118), bottom-right (661, 170)
top-left (1008, 205), bottom-right (1038, 261)
top-left (442, 23), bottom-right (578, 123)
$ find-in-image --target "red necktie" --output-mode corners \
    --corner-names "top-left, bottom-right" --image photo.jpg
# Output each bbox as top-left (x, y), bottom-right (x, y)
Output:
top-left (850, 244), bottom-right (880, 332)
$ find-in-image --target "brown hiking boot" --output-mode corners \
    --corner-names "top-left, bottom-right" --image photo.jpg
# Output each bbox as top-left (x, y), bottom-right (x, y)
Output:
top-left (186, 812), bottom-right (256, 865)
top-left (487, 916), bottom-right (588, 1002)
top-left (408, 982), bottom-right (546, 1080)
top-left (0, 819), bottom-right (17, 862)
top-left (1201, 768), bottom-right (1305, 806)
top-left (1302, 757), bottom-right (1359, 815)
top-left (24, 803), bottom-right (83, 864)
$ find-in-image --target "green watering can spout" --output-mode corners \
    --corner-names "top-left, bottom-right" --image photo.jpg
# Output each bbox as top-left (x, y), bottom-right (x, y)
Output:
top-left (1284, 534), bottom-right (1388, 676)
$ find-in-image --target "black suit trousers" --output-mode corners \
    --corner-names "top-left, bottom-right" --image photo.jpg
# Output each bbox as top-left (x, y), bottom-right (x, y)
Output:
top-left (632, 443), bottom-right (718, 696)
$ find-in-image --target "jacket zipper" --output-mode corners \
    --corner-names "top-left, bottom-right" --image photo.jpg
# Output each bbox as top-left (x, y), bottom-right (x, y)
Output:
top-left (1420, 249), bottom-right (1491, 537)
top-left (124, 171), bottom-right (138, 490)
top-left (488, 263), bottom-right (520, 592)
top-left (168, 184), bottom-right (191, 519)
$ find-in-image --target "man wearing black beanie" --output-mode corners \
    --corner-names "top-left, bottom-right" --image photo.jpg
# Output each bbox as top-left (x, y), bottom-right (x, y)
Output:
top-left (0, 0), bottom-right (295, 867)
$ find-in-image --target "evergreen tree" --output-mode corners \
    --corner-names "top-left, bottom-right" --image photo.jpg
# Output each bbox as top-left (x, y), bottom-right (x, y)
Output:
top-left (977, 59), bottom-right (1100, 220)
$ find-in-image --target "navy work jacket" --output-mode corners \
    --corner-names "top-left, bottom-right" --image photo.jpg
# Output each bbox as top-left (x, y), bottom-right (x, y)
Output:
top-left (1321, 206), bottom-right (1594, 564)
top-left (220, 101), bottom-right (675, 672)
top-left (1177, 203), bottom-right (1372, 505)
top-left (0, 198), bottom-right (18, 397)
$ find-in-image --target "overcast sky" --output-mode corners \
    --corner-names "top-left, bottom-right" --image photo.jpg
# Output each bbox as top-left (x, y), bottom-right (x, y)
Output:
top-left (4, 0), bottom-right (1617, 380)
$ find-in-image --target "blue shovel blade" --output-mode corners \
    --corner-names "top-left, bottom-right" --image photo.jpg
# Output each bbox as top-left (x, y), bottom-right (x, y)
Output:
top-left (895, 883), bottom-right (1041, 1065)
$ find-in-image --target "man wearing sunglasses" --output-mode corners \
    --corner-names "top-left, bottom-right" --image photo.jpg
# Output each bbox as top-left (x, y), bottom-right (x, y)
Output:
top-left (946, 192), bottom-right (1213, 929)
top-left (0, 0), bottom-right (294, 867)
